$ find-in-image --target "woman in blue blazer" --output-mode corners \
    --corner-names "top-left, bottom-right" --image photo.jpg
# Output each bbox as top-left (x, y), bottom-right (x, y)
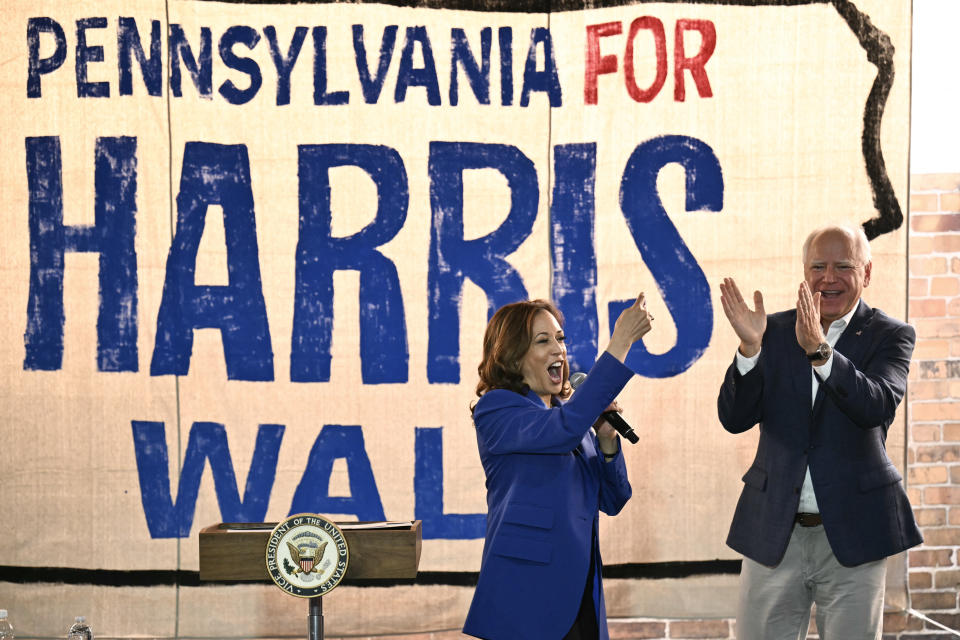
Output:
top-left (462, 295), bottom-right (653, 640)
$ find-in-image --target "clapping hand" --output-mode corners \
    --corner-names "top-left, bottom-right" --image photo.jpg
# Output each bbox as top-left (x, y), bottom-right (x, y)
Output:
top-left (719, 278), bottom-right (766, 357)
top-left (795, 281), bottom-right (826, 353)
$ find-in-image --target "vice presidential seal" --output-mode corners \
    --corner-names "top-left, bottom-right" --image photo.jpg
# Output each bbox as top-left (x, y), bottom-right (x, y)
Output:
top-left (265, 514), bottom-right (349, 597)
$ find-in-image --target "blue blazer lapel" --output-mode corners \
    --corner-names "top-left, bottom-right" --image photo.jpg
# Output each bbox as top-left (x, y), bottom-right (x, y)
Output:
top-left (812, 300), bottom-right (872, 415)
top-left (833, 300), bottom-right (874, 365)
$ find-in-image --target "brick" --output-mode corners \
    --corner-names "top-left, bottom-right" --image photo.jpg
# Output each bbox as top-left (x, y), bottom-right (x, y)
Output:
top-left (910, 423), bottom-right (942, 442)
top-left (882, 609), bottom-right (925, 632)
top-left (909, 548), bottom-right (954, 567)
top-left (911, 195), bottom-right (941, 214)
top-left (908, 486), bottom-right (922, 503)
top-left (667, 619), bottom-right (730, 638)
top-left (917, 444), bottom-right (960, 464)
top-left (912, 403), bottom-right (960, 422)
top-left (914, 508), bottom-right (947, 526)
top-left (951, 339), bottom-right (960, 358)
top-left (914, 319), bottom-right (960, 339)
top-left (934, 234), bottom-right (960, 252)
top-left (921, 527), bottom-right (960, 546)
top-left (951, 509), bottom-right (960, 526)
top-left (947, 297), bottom-right (960, 317)
top-left (911, 173), bottom-right (960, 191)
top-left (910, 381), bottom-right (951, 403)
top-left (908, 448), bottom-right (916, 464)
top-left (930, 276), bottom-right (960, 297)
top-left (911, 277), bottom-right (930, 296)
top-left (909, 590), bottom-right (957, 610)
top-left (908, 570), bottom-right (933, 589)
top-left (911, 298), bottom-right (947, 317)
top-left (919, 360), bottom-right (949, 379)
top-left (943, 423), bottom-right (960, 441)
top-left (953, 257), bottom-right (960, 275)
top-left (952, 466), bottom-right (960, 484)
top-left (941, 192), bottom-right (960, 212)
top-left (925, 486), bottom-right (960, 504)
top-left (914, 214), bottom-right (960, 232)
top-left (910, 235), bottom-right (937, 255)
top-left (609, 621), bottom-right (668, 639)
top-left (928, 612), bottom-right (960, 629)
top-left (911, 255), bottom-right (950, 275)
top-left (909, 465), bottom-right (949, 484)
top-left (912, 340), bottom-right (950, 359)
top-left (934, 568), bottom-right (960, 590)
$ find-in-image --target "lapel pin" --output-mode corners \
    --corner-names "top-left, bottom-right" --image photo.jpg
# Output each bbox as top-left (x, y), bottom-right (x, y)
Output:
top-left (855, 330), bottom-right (862, 336)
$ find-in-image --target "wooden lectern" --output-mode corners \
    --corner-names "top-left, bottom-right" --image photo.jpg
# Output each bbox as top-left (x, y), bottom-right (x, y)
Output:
top-left (199, 520), bottom-right (422, 640)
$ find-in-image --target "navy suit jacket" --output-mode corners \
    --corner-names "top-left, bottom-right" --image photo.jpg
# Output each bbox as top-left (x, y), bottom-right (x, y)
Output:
top-left (463, 352), bottom-right (633, 640)
top-left (718, 300), bottom-right (922, 567)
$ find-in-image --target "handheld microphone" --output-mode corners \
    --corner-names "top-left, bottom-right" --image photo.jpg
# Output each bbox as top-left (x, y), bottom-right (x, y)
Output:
top-left (569, 372), bottom-right (639, 444)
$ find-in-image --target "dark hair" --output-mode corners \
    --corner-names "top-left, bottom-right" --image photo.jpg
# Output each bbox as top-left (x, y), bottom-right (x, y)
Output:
top-left (472, 299), bottom-right (572, 410)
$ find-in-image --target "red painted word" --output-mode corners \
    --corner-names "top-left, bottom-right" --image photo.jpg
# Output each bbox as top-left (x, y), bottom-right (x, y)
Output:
top-left (585, 17), bottom-right (716, 104)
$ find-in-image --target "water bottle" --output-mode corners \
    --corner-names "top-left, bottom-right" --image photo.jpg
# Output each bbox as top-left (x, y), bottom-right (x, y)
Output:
top-left (0, 610), bottom-right (14, 640)
top-left (67, 616), bottom-right (92, 640)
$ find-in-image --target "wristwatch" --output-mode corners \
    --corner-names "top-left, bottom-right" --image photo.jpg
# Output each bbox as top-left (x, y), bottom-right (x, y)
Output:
top-left (806, 342), bottom-right (832, 362)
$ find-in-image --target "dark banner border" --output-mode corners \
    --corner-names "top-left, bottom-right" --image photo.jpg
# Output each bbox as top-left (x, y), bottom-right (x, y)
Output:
top-left (0, 560), bottom-right (741, 588)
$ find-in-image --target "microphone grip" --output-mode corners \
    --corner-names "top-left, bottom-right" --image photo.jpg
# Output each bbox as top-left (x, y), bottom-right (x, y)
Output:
top-left (601, 410), bottom-right (639, 444)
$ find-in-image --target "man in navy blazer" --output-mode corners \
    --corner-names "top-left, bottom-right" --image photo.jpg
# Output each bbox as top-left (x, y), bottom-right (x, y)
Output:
top-left (717, 224), bottom-right (921, 638)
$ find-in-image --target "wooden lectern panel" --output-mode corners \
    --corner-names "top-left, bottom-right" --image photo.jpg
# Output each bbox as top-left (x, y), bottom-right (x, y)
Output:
top-left (199, 521), bottom-right (422, 582)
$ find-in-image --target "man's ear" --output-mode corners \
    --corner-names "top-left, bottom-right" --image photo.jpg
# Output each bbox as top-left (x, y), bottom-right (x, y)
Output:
top-left (863, 261), bottom-right (872, 287)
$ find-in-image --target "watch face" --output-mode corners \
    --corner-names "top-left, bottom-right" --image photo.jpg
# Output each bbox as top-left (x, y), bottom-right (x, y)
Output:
top-left (809, 344), bottom-right (830, 361)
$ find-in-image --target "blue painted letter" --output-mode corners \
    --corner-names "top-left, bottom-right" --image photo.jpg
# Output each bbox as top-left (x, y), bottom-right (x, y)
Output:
top-left (27, 17), bottom-right (67, 98)
top-left (24, 136), bottom-right (139, 372)
top-left (169, 24), bottom-right (213, 98)
top-left (151, 142), bottom-right (274, 380)
top-left (427, 142), bottom-right (535, 382)
top-left (450, 27), bottom-right (491, 106)
top-left (289, 425), bottom-right (385, 521)
top-left (395, 26), bottom-right (440, 105)
top-left (132, 421), bottom-right (284, 538)
top-left (118, 17), bottom-right (162, 96)
top-left (613, 135), bottom-right (722, 377)
top-left (292, 144), bottom-right (409, 383)
top-left (551, 144), bottom-right (599, 373)
top-left (415, 427), bottom-right (485, 539)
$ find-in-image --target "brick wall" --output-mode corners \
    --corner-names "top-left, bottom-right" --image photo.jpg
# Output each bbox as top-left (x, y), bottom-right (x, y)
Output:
top-left (327, 174), bottom-right (960, 640)
top-left (904, 173), bottom-right (960, 636)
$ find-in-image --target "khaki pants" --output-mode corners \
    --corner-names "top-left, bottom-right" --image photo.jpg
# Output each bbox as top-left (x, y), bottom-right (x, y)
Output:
top-left (736, 524), bottom-right (886, 640)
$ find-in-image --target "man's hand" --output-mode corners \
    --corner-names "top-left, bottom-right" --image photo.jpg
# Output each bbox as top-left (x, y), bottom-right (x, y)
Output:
top-left (796, 281), bottom-right (826, 354)
top-left (719, 278), bottom-right (766, 357)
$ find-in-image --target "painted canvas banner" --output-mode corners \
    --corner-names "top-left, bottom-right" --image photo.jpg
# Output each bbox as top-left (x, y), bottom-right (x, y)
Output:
top-left (0, 0), bottom-right (910, 635)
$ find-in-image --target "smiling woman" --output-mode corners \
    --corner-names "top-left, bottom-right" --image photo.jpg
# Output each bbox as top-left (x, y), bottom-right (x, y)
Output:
top-left (464, 295), bottom-right (652, 640)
